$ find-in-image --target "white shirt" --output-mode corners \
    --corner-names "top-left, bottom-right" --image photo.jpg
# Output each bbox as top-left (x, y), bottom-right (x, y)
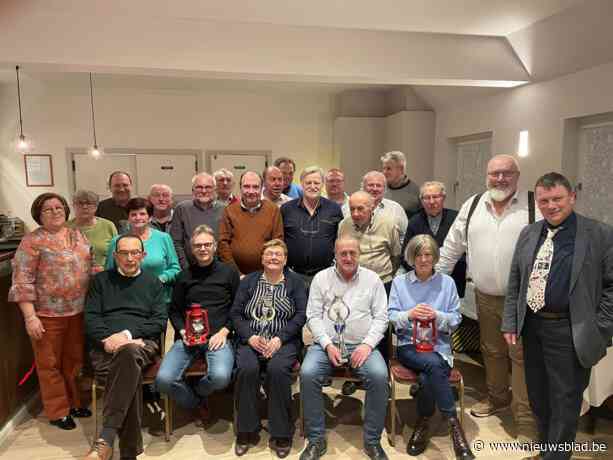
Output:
top-left (436, 190), bottom-right (541, 296)
top-left (262, 191), bottom-right (292, 207)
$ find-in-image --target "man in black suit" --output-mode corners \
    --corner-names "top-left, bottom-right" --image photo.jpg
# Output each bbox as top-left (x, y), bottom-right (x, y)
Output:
top-left (401, 181), bottom-right (467, 297)
top-left (502, 172), bottom-right (613, 460)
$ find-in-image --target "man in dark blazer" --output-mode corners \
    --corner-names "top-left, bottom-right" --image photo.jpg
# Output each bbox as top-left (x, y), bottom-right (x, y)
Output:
top-left (502, 172), bottom-right (613, 460)
top-left (401, 181), bottom-right (467, 297)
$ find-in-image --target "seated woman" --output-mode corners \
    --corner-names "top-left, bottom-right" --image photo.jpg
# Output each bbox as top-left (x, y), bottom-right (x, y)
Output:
top-left (106, 197), bottom-right (180, 305)
top-left (155, 224), bottom-right (240, 423)
top-left (230, 239), bottom-right (307, 458)
top-left (9, 193), bottom-right (93, 430)
top-left (388, 234), bottom-right (474, 460)
top-left (67, 189), bottom-right (117, 271)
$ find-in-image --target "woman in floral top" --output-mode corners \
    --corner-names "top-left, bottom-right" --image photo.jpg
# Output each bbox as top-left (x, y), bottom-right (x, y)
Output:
top-left (9, 193), bottom-right (93, 430)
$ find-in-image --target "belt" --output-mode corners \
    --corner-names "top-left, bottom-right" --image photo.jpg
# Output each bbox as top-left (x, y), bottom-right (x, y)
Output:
top-left (532, 310), bottom-right (570, 320)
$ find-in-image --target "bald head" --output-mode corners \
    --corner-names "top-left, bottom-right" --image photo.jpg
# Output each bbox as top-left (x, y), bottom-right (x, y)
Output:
top-left (262, 166), bottom-right (284, 200)
top-left (349, 191), bottom-right (374, 228)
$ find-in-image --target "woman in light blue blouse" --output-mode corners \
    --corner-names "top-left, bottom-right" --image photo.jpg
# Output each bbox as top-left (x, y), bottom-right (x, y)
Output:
top-left (389, 234), bottom-right (473, 460)
top-left (106, 197), bottom-right (180, 304)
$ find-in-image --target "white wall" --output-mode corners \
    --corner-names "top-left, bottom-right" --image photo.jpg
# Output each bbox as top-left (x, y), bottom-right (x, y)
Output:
top-left (0, 80), bottom-right (336, 228)
top-left (433, 60), bottom-right (613, 205)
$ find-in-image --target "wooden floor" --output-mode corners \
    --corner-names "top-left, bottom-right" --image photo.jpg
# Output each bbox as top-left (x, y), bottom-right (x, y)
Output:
top-left (0, 355), bottom-right (611, 460)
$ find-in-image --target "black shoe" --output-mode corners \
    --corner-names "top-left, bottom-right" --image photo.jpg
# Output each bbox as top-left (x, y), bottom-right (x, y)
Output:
top-left (341, 381), bottom-right (358, 396)
top-left (364, 443), bottom-right (388, 460)
top-left (300, 439), bottom-right (327, 460)
top-left (49, 415), bottom-right (76, 430)
top-left (406, 416), bottom-right (430, 456)
top-left (70, 407), bottom-right (92, 418)
top-left (270, 437), bottom-right (292, 458)
top-left (448, 416), bottom-right (475, 460)
top-left (235, 432), bottom-right (260, 456)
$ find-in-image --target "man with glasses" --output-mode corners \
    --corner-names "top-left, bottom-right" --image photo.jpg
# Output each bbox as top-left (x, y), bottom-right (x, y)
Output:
top-left (148, 184), bottom-right (174, 233)
top-left (400, 181), bottom-right (467, 297)
top-left (324, 168), bottom-right (348, 208)
top-left (170, 173), bottom-right (225, 269)
top-left (82, 234), bottom-right (167, 460)
top-left (281, 166), bottom-right (343, 288)
top-left (436, 154), bottom-right (541, 441)
top-left (96, 171), bottom-right (133, 233)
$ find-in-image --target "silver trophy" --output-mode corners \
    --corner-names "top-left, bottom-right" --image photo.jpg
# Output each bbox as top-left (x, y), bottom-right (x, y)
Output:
top-left (255, 288), bottom-right (276, 341)
top-left (327, 296), bottom-right (350, 364)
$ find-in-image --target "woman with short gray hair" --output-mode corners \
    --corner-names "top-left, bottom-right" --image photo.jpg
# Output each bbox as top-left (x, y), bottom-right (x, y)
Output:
top-left (389, 234), bottom-right (473, 459)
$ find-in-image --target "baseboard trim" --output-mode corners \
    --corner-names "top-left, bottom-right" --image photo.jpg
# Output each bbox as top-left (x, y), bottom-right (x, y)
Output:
top-left (0, 392), bottom-right (40, 447)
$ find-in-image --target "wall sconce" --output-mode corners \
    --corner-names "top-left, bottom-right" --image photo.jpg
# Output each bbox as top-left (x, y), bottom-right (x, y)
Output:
top-left (15, 65), bottom-right (32, 153)
top-left (88, 72), bottom-right (103, 158)
top-left (517, 130), bottom-right (529, 157)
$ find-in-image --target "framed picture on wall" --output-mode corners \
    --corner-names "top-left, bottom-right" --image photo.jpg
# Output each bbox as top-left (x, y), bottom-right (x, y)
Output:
top-left (24, 154), bottom-right (54, 187)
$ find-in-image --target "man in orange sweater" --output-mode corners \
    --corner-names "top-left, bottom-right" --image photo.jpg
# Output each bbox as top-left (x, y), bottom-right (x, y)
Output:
top-left (218, 171), bottom-right (284, 275)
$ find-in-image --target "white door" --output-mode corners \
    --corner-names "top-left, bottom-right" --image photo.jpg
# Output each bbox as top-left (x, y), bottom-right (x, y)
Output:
top-left (208, 151), bottom-right (269, 196)
top-left (455, 139), bottom-right (491, 208)
top-left (73, 153), bottom-right (136, 199)
top-left (135, 154), bottom-right (197, 197)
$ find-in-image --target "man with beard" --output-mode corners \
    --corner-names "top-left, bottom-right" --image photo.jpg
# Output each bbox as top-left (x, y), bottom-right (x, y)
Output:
top-left (436, 154), bottom-right (540, 441)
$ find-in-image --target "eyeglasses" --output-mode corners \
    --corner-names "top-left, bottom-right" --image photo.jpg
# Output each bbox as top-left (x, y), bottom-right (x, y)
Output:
top-left (192, 242), bottom-right (215, 249)
top-left (193, 185), bottom-right (214, 191)
top-left (41, 206), bottom-right (65, 215)
top-left (115, 250), bottom-right (143, 258)
top-left (74, 202), bottom-right (97, 208)
top-left (487, 171), bottom-right (517, 179)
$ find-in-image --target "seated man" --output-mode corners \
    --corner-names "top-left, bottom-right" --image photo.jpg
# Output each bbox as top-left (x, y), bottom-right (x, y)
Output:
top-left (155, 224), bottom-right (239, 424)
top-left (300, 237), bottom-right (389, 460)
top-left (82, 234), bottom-right (168, 460)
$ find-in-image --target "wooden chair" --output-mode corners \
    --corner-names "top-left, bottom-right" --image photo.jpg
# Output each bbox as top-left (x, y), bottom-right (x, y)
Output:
top-left (387, 324), bottom-right (465, 447)
top-left (91, 334), bottom-right (171, 443)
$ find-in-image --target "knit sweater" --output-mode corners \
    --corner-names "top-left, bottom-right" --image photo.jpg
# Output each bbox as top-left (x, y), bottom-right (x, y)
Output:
top-left (84, 269), bottom-right (168, 349)
top-left (218, 200), bottom-right (284, 274)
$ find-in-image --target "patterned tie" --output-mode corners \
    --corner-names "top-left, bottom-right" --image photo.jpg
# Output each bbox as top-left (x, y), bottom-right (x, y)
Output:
top-left (527, 227), bottom-right (561, 312)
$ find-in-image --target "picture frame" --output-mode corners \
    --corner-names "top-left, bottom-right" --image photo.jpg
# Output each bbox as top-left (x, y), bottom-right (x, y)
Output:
top-left (24, 154), bottom-right (54, 187)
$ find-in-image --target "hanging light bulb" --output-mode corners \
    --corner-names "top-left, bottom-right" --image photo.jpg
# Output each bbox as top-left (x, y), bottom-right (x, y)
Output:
top-left (15, 66), bottom-right (32, 153)
top-left (88, 72), bottom-right (103, 158)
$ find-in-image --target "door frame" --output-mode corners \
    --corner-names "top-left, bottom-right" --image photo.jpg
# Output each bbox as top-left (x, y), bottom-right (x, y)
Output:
top-left (205, 150), bottom-right (272, 176)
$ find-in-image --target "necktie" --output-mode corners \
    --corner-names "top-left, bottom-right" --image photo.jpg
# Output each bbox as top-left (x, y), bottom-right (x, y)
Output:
top-left (527, 227), bottom-right (561, 313)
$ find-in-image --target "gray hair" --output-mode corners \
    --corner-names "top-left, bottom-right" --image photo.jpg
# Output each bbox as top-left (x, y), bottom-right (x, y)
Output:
top-left (149, 183), bottom-right (173, 195)
top-left (191, 172), bottom-right (216, 187)
top-left (300, 166), bottom-right (325, 182)
top-left (190, 224), bottom-right (217, 245)
top-left (361, 170), bottom-right (387, 190)
top-left (380, 151), bottom-right (406, 169)
top-left (405, 234), bottom-right (440, 267)
top-left (73, 189), bottom-right (99, 205)
top-left (419, 181), bottom-right (447, 198)
top-left (213, 168), bottom-right (234, 180)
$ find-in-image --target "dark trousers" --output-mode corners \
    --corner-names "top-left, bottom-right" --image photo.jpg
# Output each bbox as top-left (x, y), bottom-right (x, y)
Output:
top-left (523, 315), bottom-right (590, 460)
top-left (235, 341), bottom-right (299, 438)
top-left (90, 341), bottom-right (159, 458)
top-left (397, 345), bottom-right (456, 418)
top-left (375, 281), bottom-right (393, 363)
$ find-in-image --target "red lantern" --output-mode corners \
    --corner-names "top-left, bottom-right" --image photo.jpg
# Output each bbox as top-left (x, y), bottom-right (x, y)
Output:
top-left (185, 303), bottom-right (210, 346)
top-left (412, 318), bottom-right (437, 353)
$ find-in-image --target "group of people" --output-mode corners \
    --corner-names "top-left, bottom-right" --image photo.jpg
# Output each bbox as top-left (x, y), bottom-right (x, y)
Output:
top-left (8, 151), bottom-right (612, 460)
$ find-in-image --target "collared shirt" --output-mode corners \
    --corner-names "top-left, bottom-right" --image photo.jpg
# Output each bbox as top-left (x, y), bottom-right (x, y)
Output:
top-left (389, 271), bottom-right (461, 367)
top-left (338, 211), bottom-right (402, 283)
top-left (306, 265), bottom-right (388, 350)
top-left (343, 197), bottom-right (407, 244)
top-left (533, 212), bottom-right (576, 313)
top-left (150, 209), bottom-right (174, 233)
top-left (437, 190), bottom-right (542, 296)
top-left (284, 183), bottom-right (303, 199)
top-left (281, 197), bottom-right (343, 275)
top-left (262, 191), bottom-right (292, 207)
top-left (170, 199), bottom-right (225, 269)
top-left (427, 213), bottom-right (443, 236)
top-left (240, 199), bottom-right (263, 213)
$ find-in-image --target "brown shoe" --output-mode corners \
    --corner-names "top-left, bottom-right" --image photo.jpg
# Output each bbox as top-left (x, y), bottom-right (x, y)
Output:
top-left (82, 438), bottom-right (113, 460)
top-left (470, 399), bottom-right (510, 418)
top-left (448, 417), bottom-right (474, 460)
top-left (270, 437), bottom-right (292, 458)
top-left (406, 416), bottom-right (430, 456)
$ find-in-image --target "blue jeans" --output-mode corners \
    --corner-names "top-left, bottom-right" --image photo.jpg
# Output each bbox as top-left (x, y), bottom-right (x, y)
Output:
top-left (155, 339), bottom-right (234, 409)
top-left (300, 343), bottom-right (389, 446)
top-left (397, 344), bottom-right (455, 418)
